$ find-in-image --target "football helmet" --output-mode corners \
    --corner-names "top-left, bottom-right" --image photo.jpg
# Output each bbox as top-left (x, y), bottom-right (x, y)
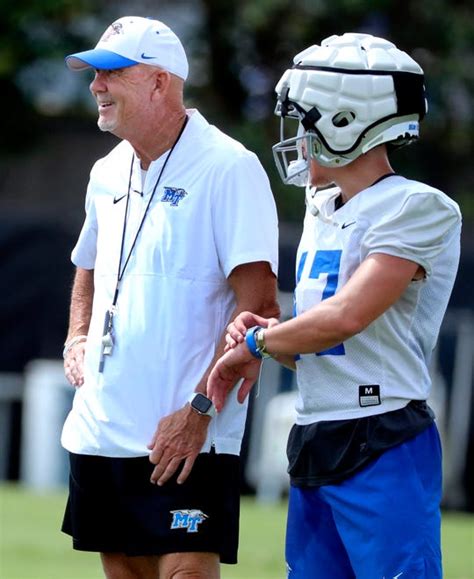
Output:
top-left (273, 33), bottom-right (427, 184)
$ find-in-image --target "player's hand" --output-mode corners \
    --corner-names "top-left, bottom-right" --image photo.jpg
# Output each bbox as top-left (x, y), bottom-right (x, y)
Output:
top-left (64, 342), bottom-right (86, 387)
top-left (147, 406), bottom-right (210, 486)
top-left (207, 341), bottom-right (261, 411)
top-left (225, 311), bottom-right (280, 350)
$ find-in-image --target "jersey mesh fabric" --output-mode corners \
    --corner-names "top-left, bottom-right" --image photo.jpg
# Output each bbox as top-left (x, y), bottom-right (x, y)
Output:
top-left (294, 175), bottom-right (461, 424)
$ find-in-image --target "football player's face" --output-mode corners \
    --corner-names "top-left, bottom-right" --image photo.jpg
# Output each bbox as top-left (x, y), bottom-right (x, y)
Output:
top-left (301, 133), bottom-right (335, 188)
top-left (309, 158), bottom-right (335, 189)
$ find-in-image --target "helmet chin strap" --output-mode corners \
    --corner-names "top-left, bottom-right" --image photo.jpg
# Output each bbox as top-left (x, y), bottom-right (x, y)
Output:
top-left (305, 184), bottom-right (319, 216)
top-left (305, 184), bottom-right (341, 226)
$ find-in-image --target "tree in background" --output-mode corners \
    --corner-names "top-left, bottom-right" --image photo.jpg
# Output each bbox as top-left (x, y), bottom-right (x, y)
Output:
top-left (1, 0), bottom-right (473, 219)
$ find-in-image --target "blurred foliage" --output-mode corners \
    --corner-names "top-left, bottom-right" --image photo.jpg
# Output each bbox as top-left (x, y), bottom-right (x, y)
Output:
top-left (1, 0), bottom-right (473, 221)
top-left (0, 0), bottom-right (100, 152)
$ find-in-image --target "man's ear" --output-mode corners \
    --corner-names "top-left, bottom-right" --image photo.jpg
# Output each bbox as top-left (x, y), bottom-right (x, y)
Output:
top-left (152, 69), bottom-right (171, 94)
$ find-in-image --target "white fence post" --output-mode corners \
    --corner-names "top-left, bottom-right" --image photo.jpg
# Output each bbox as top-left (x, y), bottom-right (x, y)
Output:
top-left (20, 359), bottom-right (73, 490)
top-left (442, 311), bottom-right (474, 509)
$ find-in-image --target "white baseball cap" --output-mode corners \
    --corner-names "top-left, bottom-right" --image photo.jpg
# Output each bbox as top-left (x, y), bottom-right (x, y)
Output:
top-left (65, 16), bottom-right (189, 80)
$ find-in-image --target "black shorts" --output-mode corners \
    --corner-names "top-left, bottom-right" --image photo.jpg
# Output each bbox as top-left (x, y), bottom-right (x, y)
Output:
top-left (62, 451), bottom-right (240, 563)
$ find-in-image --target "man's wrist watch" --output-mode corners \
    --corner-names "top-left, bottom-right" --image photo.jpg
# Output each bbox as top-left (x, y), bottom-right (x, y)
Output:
top-left (188, 392), bottom-right (216, 418)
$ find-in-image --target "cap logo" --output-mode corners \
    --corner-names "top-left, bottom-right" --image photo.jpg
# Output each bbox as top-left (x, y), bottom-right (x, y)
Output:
top-left (100, 22), bottom-right (124, 43)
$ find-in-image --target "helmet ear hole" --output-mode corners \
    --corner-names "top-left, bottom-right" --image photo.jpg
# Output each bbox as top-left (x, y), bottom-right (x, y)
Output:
top-left (332, 111), bottom-right (356, 127)
top-left (310, 136), bottom-right (322, 157)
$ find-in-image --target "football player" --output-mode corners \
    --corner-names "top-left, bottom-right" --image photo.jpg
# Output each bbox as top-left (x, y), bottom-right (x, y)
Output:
top-left (208, 33), bottom-right (462, 578)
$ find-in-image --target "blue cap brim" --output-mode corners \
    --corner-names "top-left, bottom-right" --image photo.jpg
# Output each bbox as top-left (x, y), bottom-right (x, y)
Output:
top-left (65, 49), bottom-right (138, 71)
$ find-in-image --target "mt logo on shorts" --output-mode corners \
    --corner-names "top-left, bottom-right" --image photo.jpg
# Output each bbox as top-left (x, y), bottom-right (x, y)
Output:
top-left (170, 509), bottom-right (208, 533)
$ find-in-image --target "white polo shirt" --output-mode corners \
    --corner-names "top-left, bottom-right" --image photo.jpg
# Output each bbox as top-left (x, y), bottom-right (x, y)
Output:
top-left (61, 109), bottom-right (279, 457)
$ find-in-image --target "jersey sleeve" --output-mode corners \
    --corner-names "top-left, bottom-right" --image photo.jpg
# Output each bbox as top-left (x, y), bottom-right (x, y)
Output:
top-left (361, 191), bottom-right (461, 277)
top-left (71, 179), bottom-right (98, 270)
top-left (212, 151), bottom-right (279, 278)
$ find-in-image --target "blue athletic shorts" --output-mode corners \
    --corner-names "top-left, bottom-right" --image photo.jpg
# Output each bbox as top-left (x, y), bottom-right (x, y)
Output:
top-left (286, 423), bottom-right (442, 578)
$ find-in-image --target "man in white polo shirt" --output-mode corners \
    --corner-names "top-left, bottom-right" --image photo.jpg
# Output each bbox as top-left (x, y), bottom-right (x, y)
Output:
top-left (61, 16), bottom-right (279, 579)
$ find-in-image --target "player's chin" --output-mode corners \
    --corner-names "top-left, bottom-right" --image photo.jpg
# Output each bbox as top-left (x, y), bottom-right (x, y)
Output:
top-left (310, 174), bottom-right (333, 189)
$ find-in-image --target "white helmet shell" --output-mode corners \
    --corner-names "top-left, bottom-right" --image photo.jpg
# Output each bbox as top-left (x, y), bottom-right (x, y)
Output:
top-left (273, 33), bottom-right (427, 181)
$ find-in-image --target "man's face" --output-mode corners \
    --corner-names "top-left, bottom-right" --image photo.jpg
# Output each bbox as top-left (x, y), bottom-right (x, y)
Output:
top-left (308, 157), bottom-right (335, 189)
top-left (295, 133), bottom-right (334, 189)
top-left (304, 136), bottom-right (335, 189)
top-left (89, 65), bottom-right (158, 137)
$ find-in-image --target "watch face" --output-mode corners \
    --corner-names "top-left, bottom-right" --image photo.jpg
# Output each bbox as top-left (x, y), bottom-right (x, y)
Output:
top-left (192, 393), bottom-right (212, 414)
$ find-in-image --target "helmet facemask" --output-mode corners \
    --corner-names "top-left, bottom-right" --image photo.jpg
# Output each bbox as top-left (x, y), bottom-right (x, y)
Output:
top-left (272, 109), bottom-right (311, 187)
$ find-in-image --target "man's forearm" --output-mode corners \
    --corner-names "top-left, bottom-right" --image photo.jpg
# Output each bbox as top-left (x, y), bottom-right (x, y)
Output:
top-left (196, 265), bottom-right (280, 395)
top-left (66, 267), bottom-right (94, 341)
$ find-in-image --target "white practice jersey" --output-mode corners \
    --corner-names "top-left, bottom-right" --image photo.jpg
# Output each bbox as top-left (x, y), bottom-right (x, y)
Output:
top-left (294, 175), bottom-right (461, 424)
top-left (61, 109), bottom-right (279, 457)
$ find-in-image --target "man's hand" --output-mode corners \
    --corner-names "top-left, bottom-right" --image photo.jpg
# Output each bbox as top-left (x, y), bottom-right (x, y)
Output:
top-left (64, 342), bottom-right (86, 387)
top-left (147, 405), bottom-right (210, 486)
top-left (225, 311), bottom-right (279, 350)
top-left (207, 341), bottom-right (261, 412)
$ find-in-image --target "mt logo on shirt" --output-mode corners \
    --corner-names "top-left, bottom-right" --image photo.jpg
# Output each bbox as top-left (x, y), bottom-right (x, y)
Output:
top-left (161, 187), bottom-right (188, 206)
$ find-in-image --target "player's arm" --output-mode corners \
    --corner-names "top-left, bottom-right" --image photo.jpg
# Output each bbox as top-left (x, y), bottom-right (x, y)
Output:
top-left (208, 253), bottom-right (422, 411)
top-left (263, 253), bottom-right (421, 355)
top-left (148, 261), bottom-right (279, 486)
top-left (63, 267), bottom-right (94, 387)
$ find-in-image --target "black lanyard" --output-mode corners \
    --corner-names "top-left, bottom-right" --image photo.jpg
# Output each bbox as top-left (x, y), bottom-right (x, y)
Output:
top-left (99, 116), bottom-right (188, 372)
top-left (111, 115), bottom-right (188, 311)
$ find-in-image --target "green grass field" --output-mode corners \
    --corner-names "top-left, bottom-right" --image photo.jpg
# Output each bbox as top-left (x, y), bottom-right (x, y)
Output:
top-left (0, 483), bottom-right (473, 578)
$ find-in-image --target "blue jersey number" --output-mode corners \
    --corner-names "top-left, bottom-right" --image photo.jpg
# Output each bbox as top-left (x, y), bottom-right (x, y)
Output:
top-left (296, 249), bottom-right (345, 356)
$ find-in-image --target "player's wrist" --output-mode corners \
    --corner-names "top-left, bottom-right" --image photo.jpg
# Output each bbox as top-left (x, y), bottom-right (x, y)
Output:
top-left (245, 326), bottom-right (272, 359)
